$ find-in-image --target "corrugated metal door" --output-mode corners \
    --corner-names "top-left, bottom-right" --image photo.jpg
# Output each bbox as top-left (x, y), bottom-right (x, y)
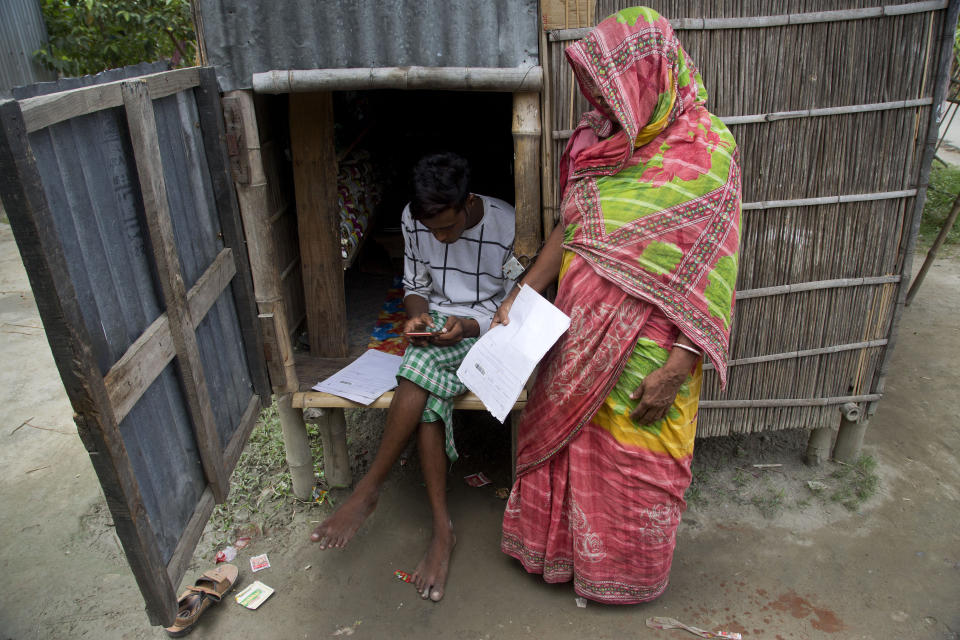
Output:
top-left (0, 65), bottom-right (270, 626)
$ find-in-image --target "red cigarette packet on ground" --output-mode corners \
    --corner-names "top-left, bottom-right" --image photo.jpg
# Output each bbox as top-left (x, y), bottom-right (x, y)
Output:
top-left (464, 472), bottom-right (491, 487)
top-left (394, 570), bottom-right (413, 583)
top-left (250, 554), bottom-right (271, 572)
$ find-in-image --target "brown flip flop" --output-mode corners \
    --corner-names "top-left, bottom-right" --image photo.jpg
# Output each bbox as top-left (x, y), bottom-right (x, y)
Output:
top-left (164, 563), bottom-right (239, 637)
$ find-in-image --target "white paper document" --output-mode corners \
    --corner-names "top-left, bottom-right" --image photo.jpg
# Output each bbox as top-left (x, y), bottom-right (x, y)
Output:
top-left (312, 349), bottom-right (402, 405)
top-left (456, 285), bottom-right (571, 422)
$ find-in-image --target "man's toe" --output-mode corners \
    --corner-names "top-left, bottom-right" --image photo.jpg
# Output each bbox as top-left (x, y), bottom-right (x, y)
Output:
top-left (430, 588), bottom-right (443, 602)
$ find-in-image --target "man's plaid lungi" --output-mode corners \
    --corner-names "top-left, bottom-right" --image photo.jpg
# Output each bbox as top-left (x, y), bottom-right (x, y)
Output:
top-left (396, 313), bottom-right (476, 461)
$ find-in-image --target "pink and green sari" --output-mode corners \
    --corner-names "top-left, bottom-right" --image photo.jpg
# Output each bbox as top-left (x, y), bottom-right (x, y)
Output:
top-left (501, 7), bottom-right (741, 603)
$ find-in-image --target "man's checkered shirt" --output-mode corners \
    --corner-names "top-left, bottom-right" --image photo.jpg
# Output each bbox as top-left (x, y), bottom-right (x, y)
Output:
top-left (401, 195), bottom-right (516, 336)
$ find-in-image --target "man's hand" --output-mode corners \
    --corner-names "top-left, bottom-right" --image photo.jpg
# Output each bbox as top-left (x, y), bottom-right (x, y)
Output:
top-left (431, 316), bottom-right (480, 346)
top-left (628, 363), bottom-right (688, 425)
top-left (404, 312), bottom-right (438, 346)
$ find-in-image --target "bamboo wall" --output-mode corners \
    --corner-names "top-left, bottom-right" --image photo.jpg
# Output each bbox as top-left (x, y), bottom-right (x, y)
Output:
top-left (541, 1), bottom-right (956, 435)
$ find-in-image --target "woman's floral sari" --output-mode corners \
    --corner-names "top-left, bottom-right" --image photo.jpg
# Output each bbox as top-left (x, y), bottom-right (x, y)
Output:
top-left (501, 7), bottom-right (741, 603)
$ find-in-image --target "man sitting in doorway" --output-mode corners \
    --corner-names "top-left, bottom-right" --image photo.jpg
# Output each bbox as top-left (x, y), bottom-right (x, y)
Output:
top-left (310, 151), bottom-right (516, 602)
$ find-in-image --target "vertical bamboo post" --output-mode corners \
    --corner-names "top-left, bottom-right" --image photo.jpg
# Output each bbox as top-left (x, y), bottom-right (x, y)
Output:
top-left (513, 92), bottom-right (542, 260)
top-left (832, 402), bottom-right (867, 463)
top-left (278, 394), bottom-right (315, 499)
top-left (804, 427), bottom-right (834, 466)
top-left (226, 91), bottom-right (313, 498)
top-left (304, 408), bottom-right (352, 488)
top-left (224, 90), bottom-right (299, 393)
top-left (189, 0), bottom-right (207, 65)
top-left (539, 27), bottom-right (557, 238)
top-left (290, 92), bottom-right (348, 357)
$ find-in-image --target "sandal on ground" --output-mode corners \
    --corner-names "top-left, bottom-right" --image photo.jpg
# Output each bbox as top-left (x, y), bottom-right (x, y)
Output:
top-left (164, 563), bottom-right (239, 637)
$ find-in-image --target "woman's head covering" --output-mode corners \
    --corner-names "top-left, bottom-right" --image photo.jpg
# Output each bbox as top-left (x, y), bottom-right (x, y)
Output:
top-left (560, 7), bottom-right (710, 189)
top-left (556, 6), bottom-right (741, 390)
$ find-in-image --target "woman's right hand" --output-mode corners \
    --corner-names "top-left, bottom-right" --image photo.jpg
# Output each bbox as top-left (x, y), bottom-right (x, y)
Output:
top-left (492, 224), bottom-right (565, 330)
top-left (491, 286), bottom-right (521, 328)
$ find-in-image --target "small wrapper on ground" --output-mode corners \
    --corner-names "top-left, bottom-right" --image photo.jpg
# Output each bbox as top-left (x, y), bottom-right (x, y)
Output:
top-left (464, 472), bottom-right (491, 487)
top-left (646, 616), bottom-right (742, 639)
top-left (235, 581), bottom-right (275, 610)
top-left (250, 554), bottom-right (271, 572)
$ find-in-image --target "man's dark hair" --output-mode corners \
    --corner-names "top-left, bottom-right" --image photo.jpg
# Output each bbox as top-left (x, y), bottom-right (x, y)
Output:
top-left (410, 152), bottom-right (471, 221)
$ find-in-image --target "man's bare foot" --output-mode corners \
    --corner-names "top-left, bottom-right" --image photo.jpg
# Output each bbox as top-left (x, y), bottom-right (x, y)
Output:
top-left (309, 487), bottom-right (379, 549)
top-left (412, 521), bottom-right (456, 602)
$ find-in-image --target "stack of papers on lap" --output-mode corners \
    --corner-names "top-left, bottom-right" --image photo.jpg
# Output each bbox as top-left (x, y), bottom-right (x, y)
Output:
top-left (311, 349), bottom-right (403, 405)
top-left (456, 285), bottom-right (570, 422)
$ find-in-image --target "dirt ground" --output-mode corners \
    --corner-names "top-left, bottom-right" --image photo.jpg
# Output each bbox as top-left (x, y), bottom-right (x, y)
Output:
top-left (1, 209), bottom-right (959, 640)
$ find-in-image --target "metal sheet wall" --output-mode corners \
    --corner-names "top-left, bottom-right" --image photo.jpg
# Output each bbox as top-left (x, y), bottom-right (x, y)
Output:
top-left (196, 0), bottom-right (540, 91)
top-left (0, 0), bottom-right (57, 97)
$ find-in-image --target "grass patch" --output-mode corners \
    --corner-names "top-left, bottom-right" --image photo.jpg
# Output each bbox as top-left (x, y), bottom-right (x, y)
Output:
top-left (751, 487), bottom-right (786, 519)
top-left (208, 402), bottom-right (325, 550)
top-left (920, 162), bottom-right (960, 246)
top-left (732, 468), bottom-right (749, 488)
top-left (680, 434), bottom-right (884, 522)
top-left (829, 455), bottom-right (880, 511)
top-left (685, 467), bottom-right (710, 507)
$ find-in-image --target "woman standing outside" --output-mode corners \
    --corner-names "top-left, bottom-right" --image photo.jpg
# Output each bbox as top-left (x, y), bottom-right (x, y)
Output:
top-left (496, 7), bottom-right (741, 603)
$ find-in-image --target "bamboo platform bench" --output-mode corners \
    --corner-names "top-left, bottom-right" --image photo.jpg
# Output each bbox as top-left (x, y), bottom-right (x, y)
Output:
top-left (287, 352), bottom-right (526, 492)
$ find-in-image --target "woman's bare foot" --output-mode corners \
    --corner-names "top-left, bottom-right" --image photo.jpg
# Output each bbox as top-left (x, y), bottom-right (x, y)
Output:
top-left (309, 486), bottom-right (379, 549)
top-left (412, 521), bottom-right (456, 602)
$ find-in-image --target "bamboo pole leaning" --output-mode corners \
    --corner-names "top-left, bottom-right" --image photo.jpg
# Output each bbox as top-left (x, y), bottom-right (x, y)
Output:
top-left (906, 187), bottom-right (960, 303)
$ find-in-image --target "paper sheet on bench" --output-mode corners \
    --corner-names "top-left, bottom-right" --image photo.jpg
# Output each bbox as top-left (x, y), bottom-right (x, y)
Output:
top-left (457, 285), bottom-right (570, 422)
top-left (311, 349), bottom-right (402, 405)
